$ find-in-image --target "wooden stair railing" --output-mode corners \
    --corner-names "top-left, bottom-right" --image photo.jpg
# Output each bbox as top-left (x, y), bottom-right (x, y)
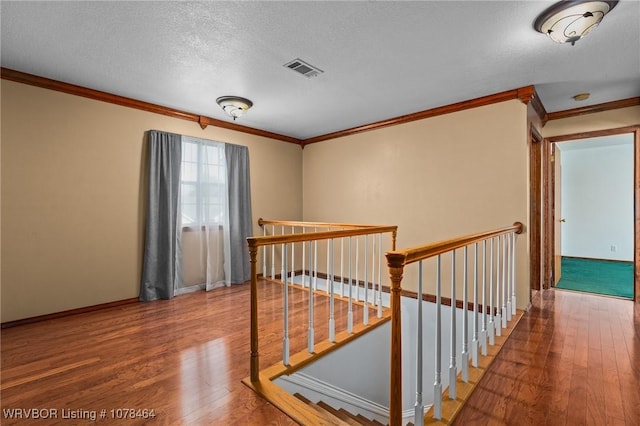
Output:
top-left (244, 220), bottom-right (526, 425)
top-left (241, 282), bottom-right (392, 425)
top-left (386, 222), bottom-right (524, 425)
top-left (244, 219), bottom-right (397, 424)
top-left (247, 219), bottom-right (397, 382)
top-left (423, 307), bottom-right (524, 424)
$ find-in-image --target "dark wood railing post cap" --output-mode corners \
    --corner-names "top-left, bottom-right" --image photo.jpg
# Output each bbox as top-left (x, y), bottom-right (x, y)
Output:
top-left (385, 252), bottom-right (406, 269)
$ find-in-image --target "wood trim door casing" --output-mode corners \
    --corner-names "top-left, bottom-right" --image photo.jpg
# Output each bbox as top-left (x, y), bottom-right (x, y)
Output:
top-left (543, 125), bottom-right (640, 303)
top-left (547, 97), bottom-right (640, 122)
top-left (636, 129), bottom-right (640, 302)
top-left (529, 124), bottom-right (543, 291)
top-left (542, 143), bottom-right (557, 290)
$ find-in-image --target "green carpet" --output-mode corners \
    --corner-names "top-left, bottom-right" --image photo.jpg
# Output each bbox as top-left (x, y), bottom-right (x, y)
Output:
top-left (556, 257), bottom-right (634, 299)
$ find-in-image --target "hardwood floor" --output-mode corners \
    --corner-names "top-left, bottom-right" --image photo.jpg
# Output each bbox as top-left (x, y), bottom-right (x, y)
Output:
top-left (1, 280), bottom-right (374, 425)
top-left (4, 284), bottom-right (639, 425)
top-left (454, 289), bottom-right (640, 426)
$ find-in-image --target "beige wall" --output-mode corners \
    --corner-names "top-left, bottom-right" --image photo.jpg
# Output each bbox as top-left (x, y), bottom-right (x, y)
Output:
top-left (303, 100), bottom-right (531, 309)
top-left (1, 80), bottom-right (302, 322)
top-left (542, 105), bottom-right (640, 137)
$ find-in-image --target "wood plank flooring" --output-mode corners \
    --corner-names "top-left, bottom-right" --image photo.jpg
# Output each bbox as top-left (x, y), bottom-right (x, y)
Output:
top-left (4, 284), bottom-right (639, 425)
top-left (453, 289), bottom-right (640, 425)
top-left (1, 280), bottom-right (375, 425)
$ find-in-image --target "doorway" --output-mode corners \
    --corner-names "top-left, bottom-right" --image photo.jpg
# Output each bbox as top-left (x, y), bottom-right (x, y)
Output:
top-left (542, 126), bottom-right (640, 303)
top-left (553, 134), bottom-right (635, 298)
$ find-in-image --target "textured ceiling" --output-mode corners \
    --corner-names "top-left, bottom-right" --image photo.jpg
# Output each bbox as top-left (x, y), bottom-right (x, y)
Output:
top-left (1, 1), bottom-right (639, 140)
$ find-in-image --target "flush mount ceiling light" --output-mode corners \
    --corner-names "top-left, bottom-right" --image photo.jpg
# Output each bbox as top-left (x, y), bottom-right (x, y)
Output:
top-left (534, 0), bottom-right (618, 45)
top-left (216, 96), bottom-right (253, 120)
top-left (573, 92), bottom-right (591, 101)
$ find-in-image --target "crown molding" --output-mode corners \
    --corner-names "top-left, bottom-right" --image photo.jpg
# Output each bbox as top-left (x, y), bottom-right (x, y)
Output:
top-left (6, 67), bottom-right (636, 146)
top-left (517, 85), bottom-right (548, 126)
top-left (0, 67), bottom-right (303, 145)
top-left (547, 97), bottom-right (640, 121)
top-left (531, 90), bottom-right (549, 126)
top-left (302, 86), bottom-right (535, 146)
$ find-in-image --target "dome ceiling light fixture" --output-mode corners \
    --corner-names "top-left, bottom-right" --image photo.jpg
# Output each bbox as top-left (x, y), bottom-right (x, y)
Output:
top-left (216, 96), bottom-right (253, 120)
top-left (534, 0), bottom-right (618, 46)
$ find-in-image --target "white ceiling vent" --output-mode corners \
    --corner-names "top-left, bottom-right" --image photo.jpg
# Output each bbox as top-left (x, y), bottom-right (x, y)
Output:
top-left (284, 58), bottom-right (323, 78)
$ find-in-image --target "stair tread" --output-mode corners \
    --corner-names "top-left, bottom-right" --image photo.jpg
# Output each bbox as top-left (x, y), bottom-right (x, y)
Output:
top-left (337, 408), bottom-right (365, 422)
top-left (356, 413), bottom-right (381, 425)
top-left (316, 401), bottom-right (361, 425)
top-left (293, 393), bottom-right (312, 404)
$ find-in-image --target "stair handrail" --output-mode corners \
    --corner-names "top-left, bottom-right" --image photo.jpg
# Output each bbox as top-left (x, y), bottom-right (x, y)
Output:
top-left (258, 217), bottom-right (390, 229)
top-left (247, 219), bottom-right (398, 383)
top-left (385, 222), bottom-right (524, 425)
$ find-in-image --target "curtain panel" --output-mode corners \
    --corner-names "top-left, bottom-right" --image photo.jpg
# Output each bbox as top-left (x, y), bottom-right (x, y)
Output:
top-left (140, 130), bottom-right (183, 301)
top-left (226, 143), bottom-right (253, 284)
top-left (140, 131), bottom-right (253, 301)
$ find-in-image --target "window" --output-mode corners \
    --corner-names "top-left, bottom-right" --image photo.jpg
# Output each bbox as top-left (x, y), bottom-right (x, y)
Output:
top-left (180, 137), bottom-right (227, 227)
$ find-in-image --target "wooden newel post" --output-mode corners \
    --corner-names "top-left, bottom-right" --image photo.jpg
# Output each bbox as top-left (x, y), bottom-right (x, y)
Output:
top-left (386, 252), bottom-right (405, 426)
top-left (248, 239), bottom-right (259, 382)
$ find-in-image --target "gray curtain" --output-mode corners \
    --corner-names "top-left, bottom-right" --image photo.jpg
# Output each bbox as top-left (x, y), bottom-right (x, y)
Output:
top-left (140, 130), bottom-right (182, 300)
top-left (225, 143), bottom-right (253, 283)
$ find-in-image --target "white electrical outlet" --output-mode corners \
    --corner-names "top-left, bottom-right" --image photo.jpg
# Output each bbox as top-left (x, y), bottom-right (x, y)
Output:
top-left (610, 245), bottom-right (617, 252)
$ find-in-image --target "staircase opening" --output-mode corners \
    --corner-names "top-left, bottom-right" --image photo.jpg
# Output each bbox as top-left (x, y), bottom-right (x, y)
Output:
top-left (243, 219), bottom-right (526, 425)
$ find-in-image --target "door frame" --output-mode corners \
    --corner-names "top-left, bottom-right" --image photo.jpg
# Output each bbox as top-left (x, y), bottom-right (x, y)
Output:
top-left (529, 125), bottom-right (543, 291)
top-left (542, 125), bottom-right (640, 302)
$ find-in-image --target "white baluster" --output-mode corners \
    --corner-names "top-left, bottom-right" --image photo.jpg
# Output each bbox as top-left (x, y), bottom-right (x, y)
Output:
top-left (302, 227), bottom-right (306, 287)
top-left (371, 233), bottom-right (376, 303)
top-left (262, 225), bottom-right (267, 278)
top-left (481, 239), bottom-right (488, 356)
top-left (472, 243), bottom-right (479, 368)
top-left (505, 233), bottom-right (512, 322)
top-left (501, 235), bottom-right (507, 329)
top-left (340, 237), bottom-right (344, 297)
top-left (511, 232), bottom-right (517, 315)
top-left (313, 227), bottom-right (318, 291)
top-left (488, 238), bottom-right (495, 345)
top-left (495, 236), bottom-right (502, 337)
top-left (291, 226), bottom-right (296, 283)
top-left (364, 234), bottom-right (369, 325)
top-left (348, 236), bottom-right (353, 333)
top-left (271, 225), bottom-right (276, 279)
top-left (449, 251), bottom-right (457, 400)
top-left (283, 243), bottom-right (290, 365)
top-left (329, 239), bottom-right (335, 342)
top-left (377, 233), bottom-right (383, 318)
top-left (281, 225), bottom-right (285, 281)
top-left (307, 240), bottom-right (314, 352)
top-left (462, 246), bottom-right (469, 382)
top-left (325, 230), bottom-right (330, 294)
top-left (355, 237), bottom-right (360, 301)
top-left (415, 260), bottom-right (424, 426)
top-left (434, 255), bottom-right (442, 420)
